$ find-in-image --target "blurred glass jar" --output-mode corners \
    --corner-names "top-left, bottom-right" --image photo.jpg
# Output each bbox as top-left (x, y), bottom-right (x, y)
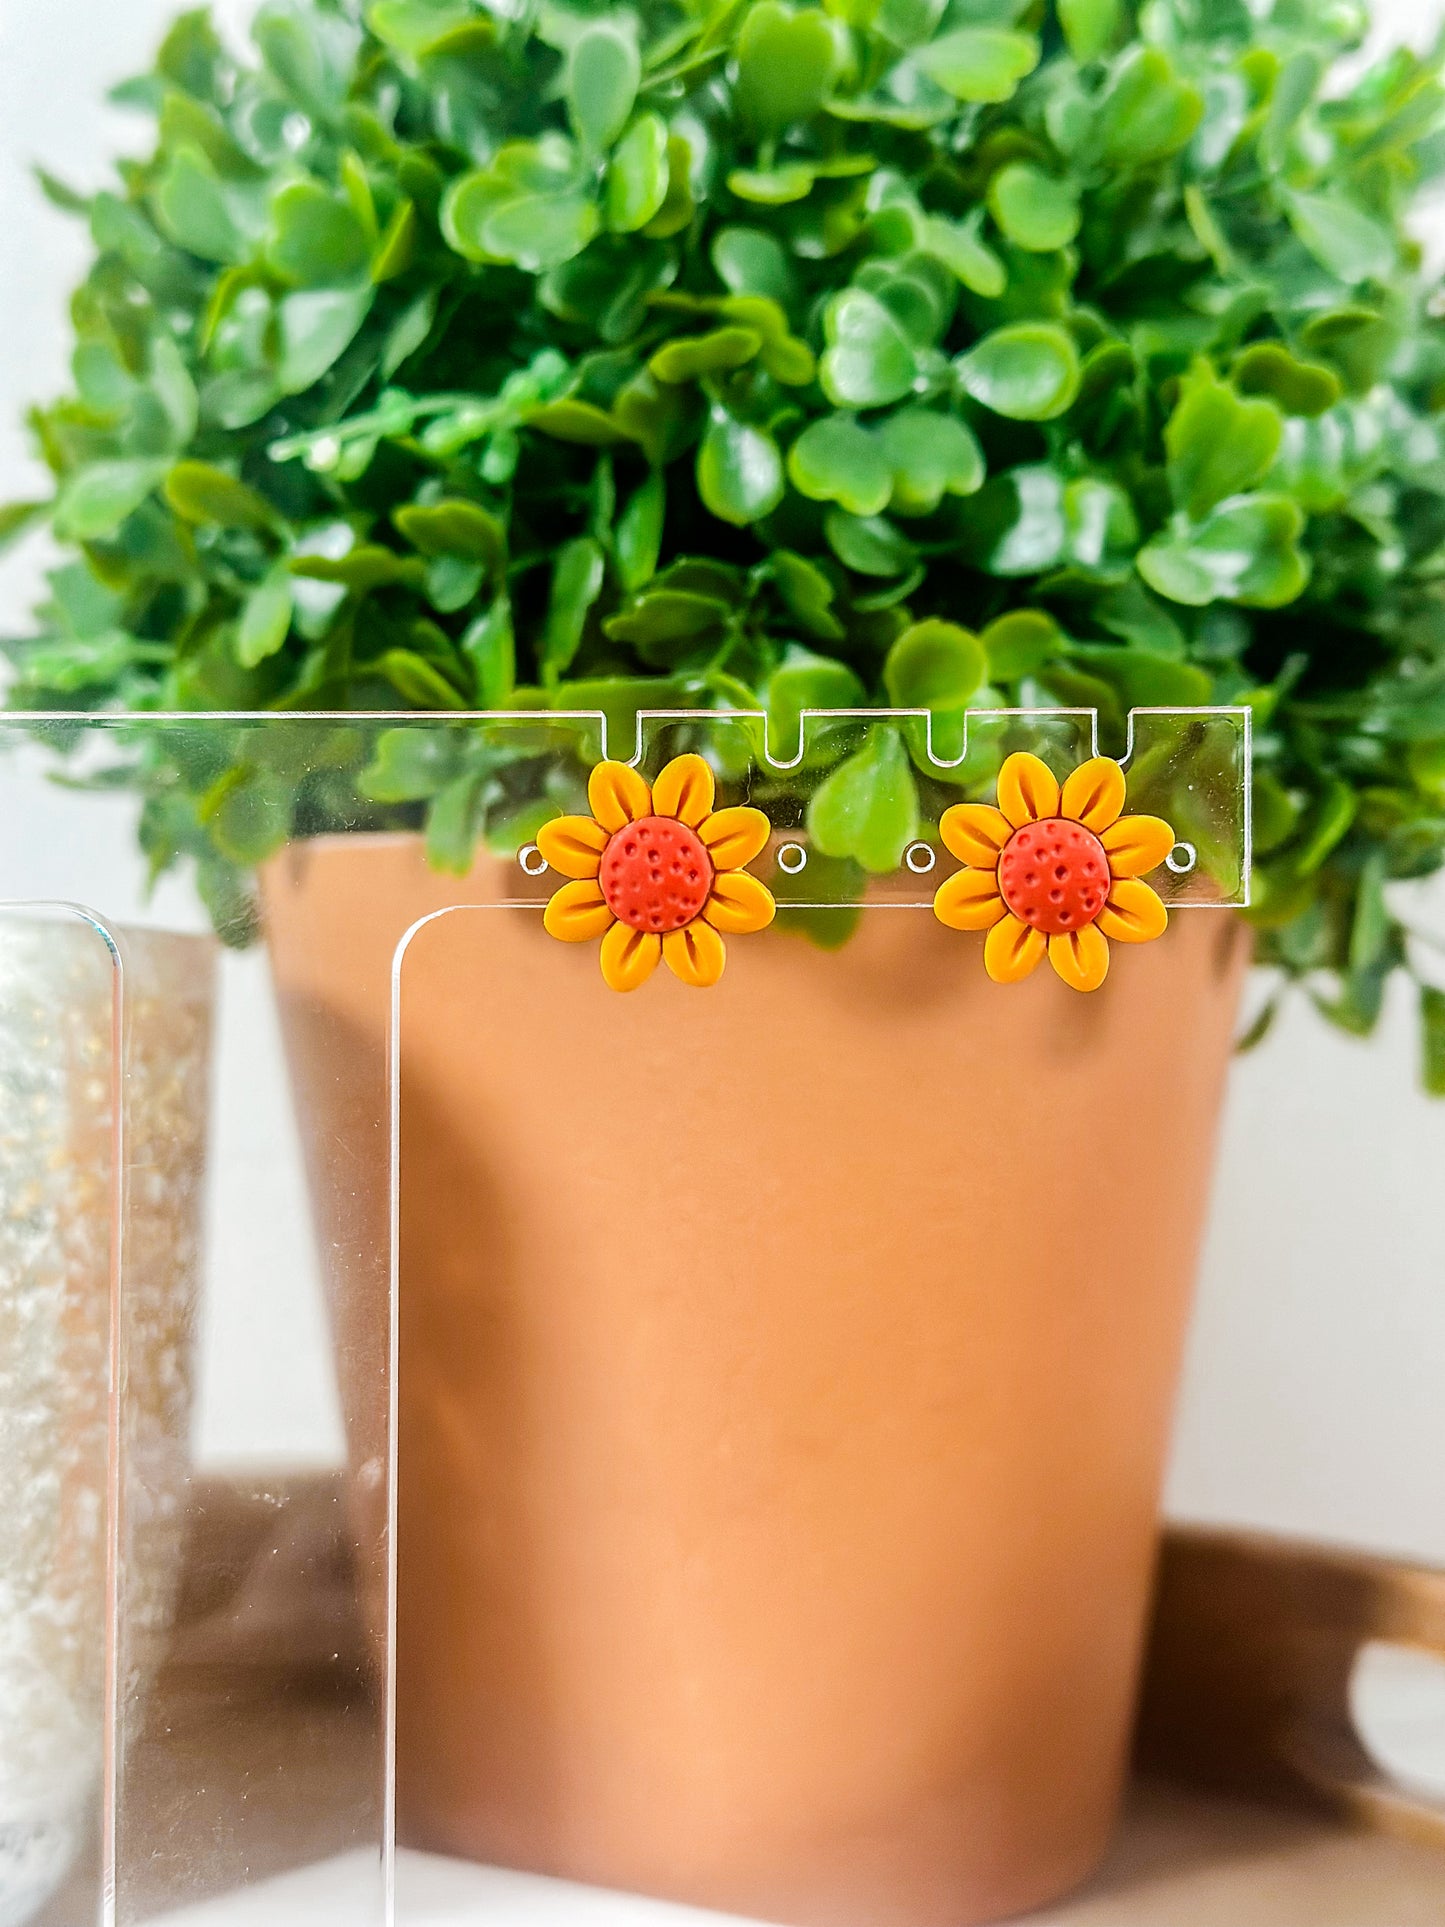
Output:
top-left (0, 918), bottom-right (213, 1926)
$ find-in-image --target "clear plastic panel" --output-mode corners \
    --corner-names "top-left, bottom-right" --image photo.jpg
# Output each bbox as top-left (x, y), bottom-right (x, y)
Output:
top-left (0, 908), bottom-right (122, 1927)
top-left (0, 707), bottom-right (1249, 1924)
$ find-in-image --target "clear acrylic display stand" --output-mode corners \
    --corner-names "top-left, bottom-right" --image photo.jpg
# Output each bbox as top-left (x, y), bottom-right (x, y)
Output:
top-left (0, 707), bottom-right (1249, 1926)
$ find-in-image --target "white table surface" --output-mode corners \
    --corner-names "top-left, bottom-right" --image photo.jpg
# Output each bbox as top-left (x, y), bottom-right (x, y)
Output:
top-left (152, 1781), bottom-right (1445, 1927)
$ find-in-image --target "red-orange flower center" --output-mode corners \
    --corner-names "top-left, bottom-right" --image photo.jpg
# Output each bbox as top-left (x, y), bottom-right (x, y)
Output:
top-left (997, 817), bottom-right (1109, 936)
top-left (600, 815), bottom-right (714, 933)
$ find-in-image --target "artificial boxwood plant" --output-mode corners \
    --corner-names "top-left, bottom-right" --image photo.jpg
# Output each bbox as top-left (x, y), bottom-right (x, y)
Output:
top-left (7, 0), bottom-right (1445, 1074)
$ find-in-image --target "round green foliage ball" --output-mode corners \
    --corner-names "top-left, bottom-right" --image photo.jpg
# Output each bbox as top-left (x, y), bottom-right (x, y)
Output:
top-left (9, 0), bottom-right (1445, 1072)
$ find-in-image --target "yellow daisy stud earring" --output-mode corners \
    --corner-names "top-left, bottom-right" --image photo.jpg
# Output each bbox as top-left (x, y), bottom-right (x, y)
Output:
top-left (537, 754), bottom-right (776, 991)
top-left (932, 752), bottom-right (1175, 992)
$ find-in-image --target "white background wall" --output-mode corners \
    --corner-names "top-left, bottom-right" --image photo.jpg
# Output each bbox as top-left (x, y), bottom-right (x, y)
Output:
top-left (1, 0), bottom-right (1442, 1562)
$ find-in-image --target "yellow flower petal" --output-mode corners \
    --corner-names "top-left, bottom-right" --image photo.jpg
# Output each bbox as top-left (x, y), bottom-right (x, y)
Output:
top-left (1060, 757), bottom-right (1126, 832)
top-left (535, 814), bottom-right (609, 879)
top-left (588, 760), bottom-right (652, 832)
top-left (663, 920), bottom-right (726, 987)
top-left (543, 879), bottom-right (613, 943)
top-left (599, 921), bottom-right (661, 992)
top-left (1049, 924), bottom-right (1110, 992)
top-left (1100, 813), bottom-right (1175, 878)
top-left (698, 805), bottom-right (770, 871)
top-left (984, 913), bottom-right (1047, 984)
top-left (703, 870), bottom-right (776, 935)
top-left (933, 868), bottom-right (1007, 932)
top-left (939, 802), bottom-right (1013, 869)
top-left (997, 752), bottom-right (1061, 828)
top-left (1097, 877), bottom-right (1168, 944)
top-left (652, 753), bottom-right (716, 827)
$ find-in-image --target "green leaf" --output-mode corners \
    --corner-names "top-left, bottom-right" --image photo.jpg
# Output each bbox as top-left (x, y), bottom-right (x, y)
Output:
top-left (615, 470), bottom-right (665, 591)
top-left (0, 500), bottom-right (47, 554)
top-left (924, 215), bottom-right (1007, 298)
top-left (372, 198), bottom-right (418, 282)
top-left (734, 2), bottom-right (839, 139)
top-left (276, 286), bottom-right (374, 393)
top-left (365, 1), bottom-right (483, 59)
top-left (719, 296), bottom-right (816, 384)
top-left (1094, 48), bottom-right (1203, 164)
top-left (53, 460), bottom-right (168, 541)
top-left (766, 649), bottom-right (866, 756)
top-left (1287, 192), bottom-right (1394, 286)
top-left (1137, 495), bottom-right (1309, 609)
top-left (824, 509), bottom-right (916, 575)
top-left (357, 724), bottom-right (460, 802)
top-left (254, 5), bottom-right (350, 118)
top-left (165, 460), bottom-right (279, 530)
top-left (788, 415), bottom-right (893, 517)
top-left (150, 336), bottom-right (200, 445)
top-left (426, 556), bottom-right (485, 612)
top-left (291, 544), bottom-right (423, 591)
top-left (1165, 363), bottom-right (1283, 519)
top-left (461, 597), bottom-right (516, 707)
top-left (1293, 777), bottom-right (1357, 874)
top-left (568, 23), bottom-right (640, 153)
top-left (768, 550), bottom-right (845, 641)
top-left (526, 399), bottom-right (629, 446)
top-left (540, 535), bottom-right (605, 680)
top-left (425, 774), bottom-right (484, 873)
top-left (981, 608), bottom-right (1062, 681)
top-left (1066, 643), bottom-right (1212, 708)
top-left (373, 648), bottom-right (469, 708)
top-left (442, 143), bottom-right (599, 273)
top-left (394, 497), bottom-right (505, 565)
top-left (1059, 0), bottom-right (1120, 62)
top-left (235, 567), bottom-right (295, 667)
top-left (644, 134), bottom-right (694, 239)
top-left (986, 165), bottom-right (1080, 253)
top-left (820, 287), bottom-right (918, 408)
top-left (697, 407), bottom-right (785, 525)
top-left (650, 327), bottom-right (762, 383)
top-left (1232, 343), bottom-right (1341, 419)
top-left (152, 145), bottom-right (246, 262)
top-left (1260, 49), bottom-right (1322, 172)
top-left (726, 163), bottom-right (817, 206)
top-left (883, 619), bottom-right (986, 712)
top-left (12, 630), bottom-right (167, 695)
top-left (874, 0), bottom-right (946, 51)
top-left (712, 226), bottom-right (800, 305)
top-left (876, 407), bottom-right (985, 515)
top-left (915, 28), bottom-right (1040, 104)
top-left (606, 113), bottom-right (670, 231)
top-left (957, 466), bottom-right (1066, 575)
top-left (206, 771), bottom-right (291, 864)
top-left (1349, 851), bottom-right (1390, 976)
top-left (267, 181), bottom-right (371, 286)
top-left (604, 589), bottom-right (730, 649)
top-left (807, 725), bottom-right (920, 873)
top-left (479, 191), bottom-right (599, 274)
top-left (957, 323), bottom-right (1081, 421)
top-left (1420, 987), bottom-right (1445, 1097)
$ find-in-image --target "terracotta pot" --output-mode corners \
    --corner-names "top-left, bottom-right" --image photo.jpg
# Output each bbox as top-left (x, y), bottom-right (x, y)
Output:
top-left (261, 833), bottom-right (1247, 1927)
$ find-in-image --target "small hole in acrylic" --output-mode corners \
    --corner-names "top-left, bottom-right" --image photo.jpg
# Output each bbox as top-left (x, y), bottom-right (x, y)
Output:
top-left (519, 844), bottom-right (548, 877)
top-left (904, 842), bottom-right (936, 874)
top-left (1165, 841), bottom-right (1198, 875)
top-left (778, 842), bottom-right (808, 874)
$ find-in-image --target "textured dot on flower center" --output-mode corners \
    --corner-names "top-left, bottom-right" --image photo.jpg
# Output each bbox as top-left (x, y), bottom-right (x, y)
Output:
top-left (600, 815), bottom-right (714, 934)
top-left (997, 817), bottom-right (1109, 937)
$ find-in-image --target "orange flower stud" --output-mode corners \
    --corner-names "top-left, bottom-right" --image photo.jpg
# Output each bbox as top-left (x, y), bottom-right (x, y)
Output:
top-left (932, 753), bottom-right (1175, 992)
top-left (537, 754), bottom-right (776, 991)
